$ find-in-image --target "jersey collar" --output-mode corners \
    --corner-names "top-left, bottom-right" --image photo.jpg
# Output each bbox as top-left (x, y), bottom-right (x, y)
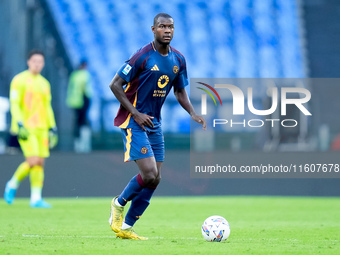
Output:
top-left (151, 41), bottom-right (171, 53)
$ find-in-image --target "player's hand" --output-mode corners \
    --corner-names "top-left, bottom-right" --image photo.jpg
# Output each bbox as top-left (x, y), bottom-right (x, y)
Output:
top-left (132, 112), bottom-right (154, 131)
top-left (191, 114), bottom-right (207, 130)
top-left (48, 127), bottom-right (58, 149)
top-left (17, 122), bottom-right (29, 140)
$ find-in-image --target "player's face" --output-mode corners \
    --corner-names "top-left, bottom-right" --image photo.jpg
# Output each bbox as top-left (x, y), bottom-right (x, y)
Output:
top-left (27, 54), bottom-right (45, 75)
top-left (152, 17), bottom-right (174, 45)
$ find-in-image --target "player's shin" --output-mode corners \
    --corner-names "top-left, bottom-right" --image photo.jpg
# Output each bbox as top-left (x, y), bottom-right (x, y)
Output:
top-left (29, 165), bottom-right (44, 202)
top-left (10, 161), bottom-right (31, 188)
top-left (110, 174), bottom-right (145, 232)
top-left (3, 162), bottom-right (30, 204)
top-left (28, 165), bottom-right (51, 208)
top-left (123, 186), bottom-right (156, 228)
top-left (117, 174), bottom-right (145, 206)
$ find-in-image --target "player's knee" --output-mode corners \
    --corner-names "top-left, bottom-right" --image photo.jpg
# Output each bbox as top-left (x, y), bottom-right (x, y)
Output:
top-left (142, 176), bottom-right (156, 186)
top-left (154, 175), bottom-right (161, 186)
top-left (142, 172), bottom-right (158, 186)
top-left (27, 159), bottom-right (37, 168)
top-left (144, 174), bottom-right (161, 188)
top-left (26, 157), bottom-right (44, 167)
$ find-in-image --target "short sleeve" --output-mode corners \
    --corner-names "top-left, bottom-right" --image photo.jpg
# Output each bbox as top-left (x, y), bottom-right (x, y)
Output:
top-left (173, 56), bottom-right (188, 89)
top-left (117, 49), bottom-right (145, 83)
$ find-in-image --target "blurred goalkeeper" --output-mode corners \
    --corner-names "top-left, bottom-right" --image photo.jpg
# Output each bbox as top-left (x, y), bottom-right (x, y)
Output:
top-left (4, 50), bottom-right (58, 208)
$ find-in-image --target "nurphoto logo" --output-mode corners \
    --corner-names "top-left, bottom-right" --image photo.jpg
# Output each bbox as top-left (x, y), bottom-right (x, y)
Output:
top-left (197, 82), bottom-right (312, 128)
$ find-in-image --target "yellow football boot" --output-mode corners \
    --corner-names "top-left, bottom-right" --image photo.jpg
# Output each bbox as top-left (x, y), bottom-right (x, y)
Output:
top-left (108, 196), bottom-right (124, 232)
top-left (116, 227), bottom-right (148, 240)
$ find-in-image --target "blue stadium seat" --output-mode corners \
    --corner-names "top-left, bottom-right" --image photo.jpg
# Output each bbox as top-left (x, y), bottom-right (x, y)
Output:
top-left (46, 0), bottom-right (305, 133)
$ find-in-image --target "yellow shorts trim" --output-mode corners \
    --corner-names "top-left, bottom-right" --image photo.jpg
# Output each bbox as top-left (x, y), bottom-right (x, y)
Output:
top-left (124, 128), bottom-right (133, 162)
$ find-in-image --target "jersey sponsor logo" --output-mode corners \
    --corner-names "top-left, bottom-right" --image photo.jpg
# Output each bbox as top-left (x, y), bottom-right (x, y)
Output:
top-left (158, 75), bottom-right (169, 88)
top-left (141, 147), bottom-right (148, 154)
top-left (173, 65), bottom-right (179, 74)
top-left (122, 64), bottom-right (132, 75)
top-left (151, 64), bottom-right (159, 71)
top-left (153, 89), bottom-right (166, 97)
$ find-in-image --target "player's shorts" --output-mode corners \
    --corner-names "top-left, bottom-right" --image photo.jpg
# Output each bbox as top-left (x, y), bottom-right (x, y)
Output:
top-left (121, 125), bottom-right (164, 162)
top-left (18, 128), bottom-right (49, 158)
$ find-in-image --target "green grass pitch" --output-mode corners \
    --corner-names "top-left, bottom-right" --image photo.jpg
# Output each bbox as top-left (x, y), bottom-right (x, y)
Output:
top-left (0, 196), bottom-right (339, 254)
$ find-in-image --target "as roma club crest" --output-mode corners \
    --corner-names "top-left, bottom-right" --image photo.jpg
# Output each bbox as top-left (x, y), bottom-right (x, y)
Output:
top-left (141, 147), bottom-right (148, 154)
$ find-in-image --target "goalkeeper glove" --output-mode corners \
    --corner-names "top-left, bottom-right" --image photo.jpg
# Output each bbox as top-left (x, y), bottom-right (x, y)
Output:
top-left (17, 122), bottom-right (29, 140)
top-left (48, 127), bottom-right (58, 149)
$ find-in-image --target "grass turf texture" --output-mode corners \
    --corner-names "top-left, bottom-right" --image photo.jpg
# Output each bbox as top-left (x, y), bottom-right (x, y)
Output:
top-left (0, 196), bottom-right (339, 255)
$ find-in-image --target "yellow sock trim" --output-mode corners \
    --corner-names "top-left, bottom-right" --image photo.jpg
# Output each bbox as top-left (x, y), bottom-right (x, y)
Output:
top-left (29, 165), bottom-right (44, 189)
top-left (13, 162), bottom-right (31, 182)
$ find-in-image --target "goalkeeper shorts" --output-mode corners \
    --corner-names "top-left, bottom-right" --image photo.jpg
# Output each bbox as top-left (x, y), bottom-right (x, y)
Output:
top-left (18, 128), bottom-right (49, 158)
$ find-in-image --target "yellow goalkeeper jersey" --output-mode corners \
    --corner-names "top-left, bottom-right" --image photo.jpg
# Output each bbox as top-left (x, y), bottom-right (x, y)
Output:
top-left (10, 70), bottom-right (56, 133)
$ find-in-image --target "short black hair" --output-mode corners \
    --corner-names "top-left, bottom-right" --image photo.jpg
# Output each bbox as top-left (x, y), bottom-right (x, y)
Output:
top-left (153, 13), bottom-right (173, 26)
top-left (80, 58), bottom-right (87, 65)
top-left (27, 49), bottom-right (45, 60)
top-left (79, 58), bottom-right (88, 69)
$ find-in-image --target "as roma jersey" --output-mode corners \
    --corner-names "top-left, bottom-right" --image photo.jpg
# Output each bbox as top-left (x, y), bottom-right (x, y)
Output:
top-left (114, 42), bottom-right (188, 130)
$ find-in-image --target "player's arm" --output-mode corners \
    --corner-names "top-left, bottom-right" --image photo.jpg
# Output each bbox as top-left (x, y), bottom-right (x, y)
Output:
top-left (9, 77), bottom-right (30, 139)
top-left (47, 105), bottom-right (56, 128)
top-left (10, 100), bottom-right (29, 139)
top-left (45, 83), bottom-right (56, 129)
top-left (45, 83), bottom-right (58, 148)
top-left (47, 105), bottom-right (58, 149)
top-left (109, 74), bottom-right (154, 131)
top-left (9, 78), bottom-right (24, 126)
top-left (174, 87), bottom-right (206, 130)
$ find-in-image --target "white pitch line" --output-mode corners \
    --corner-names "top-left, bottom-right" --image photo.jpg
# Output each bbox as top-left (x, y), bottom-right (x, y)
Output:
top-left (22, 235), bottom-right (114, 238)
top-left (21, 234), bottom-right (197, 240)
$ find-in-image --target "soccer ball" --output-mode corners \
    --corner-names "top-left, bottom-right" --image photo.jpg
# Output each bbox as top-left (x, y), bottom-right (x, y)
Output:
top-left (201, 215), bottom-right (230, 242)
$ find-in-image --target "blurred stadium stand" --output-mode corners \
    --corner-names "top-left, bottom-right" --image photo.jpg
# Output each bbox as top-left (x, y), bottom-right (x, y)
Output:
top-left (45, 0), bottom-right (306, 136)
top-left (47, 0), bottom-right (305, 81)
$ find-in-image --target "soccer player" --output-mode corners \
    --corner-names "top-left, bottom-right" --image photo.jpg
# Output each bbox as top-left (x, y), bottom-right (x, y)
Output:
top-left (108, 13), bottom-right (206, 240)
top-left (4, 50), bottom-right (58, 208)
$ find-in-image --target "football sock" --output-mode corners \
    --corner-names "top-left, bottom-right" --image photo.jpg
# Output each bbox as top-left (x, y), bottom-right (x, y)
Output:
top-left (31, 187), bottom-right (42, 202)
top-left (8, 162), bottom-right (31, 189)
top-left (114, 198), bottom-right (124, 207)
top-left (117, 174), bottom-right (145, 206)
top-left (29, 165), bottom-right (44, 202)
top-left (124, 186), bottom-right (156, 227)
top-left (121, 222), bottom-right (133, 230)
